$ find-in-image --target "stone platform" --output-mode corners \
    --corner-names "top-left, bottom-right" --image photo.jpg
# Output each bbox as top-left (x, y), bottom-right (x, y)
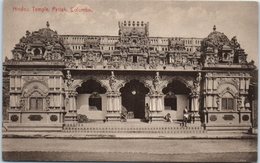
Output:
top-left (63, 121), bottom-right (205, 134)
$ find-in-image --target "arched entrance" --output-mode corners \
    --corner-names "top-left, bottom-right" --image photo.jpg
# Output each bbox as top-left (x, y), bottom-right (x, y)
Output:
top-left (76, 79), bottom-right (107, 120)
top-left (162, 80), bottom-right (191, 120)
top-left (120, 80), bottom-right (149, 119)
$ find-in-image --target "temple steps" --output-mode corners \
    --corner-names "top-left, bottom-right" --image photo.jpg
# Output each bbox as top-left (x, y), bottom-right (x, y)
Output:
top-left (63, 122), bottom-right (206, 134)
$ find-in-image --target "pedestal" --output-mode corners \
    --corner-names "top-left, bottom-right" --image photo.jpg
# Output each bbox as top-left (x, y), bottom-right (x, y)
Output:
top-left (105, 91), bottom-right (121, 121)
top-left (64, 91), bottom-right (78, 122)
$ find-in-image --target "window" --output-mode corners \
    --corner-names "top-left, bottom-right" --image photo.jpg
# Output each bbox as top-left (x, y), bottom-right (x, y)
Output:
top-left (89, 92), bottom-right (102, 111)
top-left (164, 93), bottom-right (177, 111)
top-left (30, 97), bottom-right (43, 110)
top-left (34, 48), bottom-right (41, 56)
top-left (222, 98), bottom-right (234, 110)
top-left (133, 56), bottom-right (137, 63)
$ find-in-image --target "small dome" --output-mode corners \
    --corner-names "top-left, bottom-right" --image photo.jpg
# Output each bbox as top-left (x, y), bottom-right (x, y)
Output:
top-left (201, 25), bottom-right (231, 52)
top-left (207, 31), bottom-right (230, 45)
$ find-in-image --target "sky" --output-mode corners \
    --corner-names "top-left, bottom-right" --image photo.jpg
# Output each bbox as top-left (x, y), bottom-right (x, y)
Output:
top-left (3, 0), bottom-right (259, 65)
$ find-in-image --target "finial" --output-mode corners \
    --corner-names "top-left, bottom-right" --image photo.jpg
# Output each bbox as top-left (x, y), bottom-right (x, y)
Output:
top-left (46, 21), bottom-right (50, 28)
top-left (213, 25), bottom-right (216, 31)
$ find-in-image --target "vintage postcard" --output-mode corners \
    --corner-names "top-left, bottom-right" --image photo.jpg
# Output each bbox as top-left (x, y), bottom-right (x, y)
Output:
top-left (2, 0), bottom-right (258, 162)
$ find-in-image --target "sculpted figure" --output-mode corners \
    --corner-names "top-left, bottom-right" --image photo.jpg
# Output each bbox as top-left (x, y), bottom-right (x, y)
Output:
top-left (109, 71), bottom-right (117, 91)
top-left (231, 36), bottom-right (240, 50)
top-left (153, 72), bottom-right (160, 91)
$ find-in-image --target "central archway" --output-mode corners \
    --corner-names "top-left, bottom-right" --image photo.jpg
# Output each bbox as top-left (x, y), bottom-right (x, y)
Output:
top-left (120, 80), bottom-right (149, 119)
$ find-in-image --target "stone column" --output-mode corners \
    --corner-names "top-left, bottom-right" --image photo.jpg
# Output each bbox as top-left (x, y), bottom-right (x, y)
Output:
top-left (190, 92), bottom-right (200, 123)
top-left (149, 95), bottom-right (157, 111)
top-left (64, 90), bottom-right (78, 122)
top-left (105, 91), bottom-right (121, 121)
top-left (149, 93), bottom-right (164, 121)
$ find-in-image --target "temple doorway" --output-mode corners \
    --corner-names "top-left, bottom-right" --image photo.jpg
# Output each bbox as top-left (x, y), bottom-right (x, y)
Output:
top-left (120, 80), bottom-right (149, 119)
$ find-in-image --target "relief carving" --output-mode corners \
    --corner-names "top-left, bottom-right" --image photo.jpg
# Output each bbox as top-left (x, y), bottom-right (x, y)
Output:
top-left (22, 81), bottom-right (49, 98)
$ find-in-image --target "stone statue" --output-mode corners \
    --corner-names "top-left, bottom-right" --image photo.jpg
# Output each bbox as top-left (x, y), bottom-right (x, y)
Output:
top-left (109, 71), bottom-right (117, 91)
top-left (66, 70), bottom-right (73, 87)
top-left (153, 72), bottom-right (160, 90)
top-left (193, 72), bottom-right (202, 93)
top-left (231, 36), bottom-right (240, 50)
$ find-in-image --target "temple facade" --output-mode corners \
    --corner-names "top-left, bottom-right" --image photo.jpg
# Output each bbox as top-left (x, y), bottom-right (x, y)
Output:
top-left (4, 21), bottom-right (256, 132)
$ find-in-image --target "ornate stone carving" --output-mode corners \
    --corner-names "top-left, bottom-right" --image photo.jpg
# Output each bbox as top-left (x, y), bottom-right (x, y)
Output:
top-left (22, 81), bottom-right (49, 98)
top-left (11, 21), bottom-right (66, 61)
top-left (161, 76), bottom-right (194, 92)
top-left (218, 78), bottom-right (239, 92)
top-left (109, 71), bottom-right (117, 91)
top-left (192, 72), bottom-right (202, 94)
top-left (210, 115), bottom-right (217, 121)
top-left (20, 98), bottom-right (26, 110)
top-left (23, 76), bottom-right (48, 86)
top-left (28, 115), bottom-right (43, 121)
top-left (223, 115), bottom-right (235, 121)
top-left (153, 72), bottom-right (161, 91)
top-left (242, 115), bottom-right (249, 121)
top-left (201, 25), bottom-right (249, 65)
top-left (230, 36), bottom-right (241, 50)
top-left (50, 115), bottom-right (58, 121)
top-left (116, 75), bottom-right (153, 94)
top-left (237, 97), bottom-right (242, 110)
top-left (10, 115), bottom-right (19, 122)
top-left (65, 70), bottom-right (74, 88)
top-left (46, 96), bottom-right (50, 108)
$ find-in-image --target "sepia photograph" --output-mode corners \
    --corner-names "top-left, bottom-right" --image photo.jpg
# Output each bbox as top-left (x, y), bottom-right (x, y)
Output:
top-left (2, 0), bottom-right (258, 162)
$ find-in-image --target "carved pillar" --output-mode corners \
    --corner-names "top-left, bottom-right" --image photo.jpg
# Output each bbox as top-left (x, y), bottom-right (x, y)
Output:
top-left (106, 91), bottom-right (121, 112)
top-left (149, 92), bottom-right (164, 121)
top-left (191, 93), bottom-right (199, 112)
top-left (190, 92), bottom-right (200, 122)
top-left (191, 72), bottom-right (202, 122)
top-left (105, 91), bottom-right (121, 120)
top-left (105, 71), bottom-right (121, 121)
top-left (64, 90), bottom-right (78, 122)
top-left (149, 95), bottom-right (157, 111)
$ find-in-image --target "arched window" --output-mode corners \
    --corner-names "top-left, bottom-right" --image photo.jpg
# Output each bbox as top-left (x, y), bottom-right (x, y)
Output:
top-left (34, 48), bottom-right (41, 56)
top-left (89, 92), bottom-right (102, 111)
top-left (164, 92), bottom-right (177, 111)
top-left (221, 92), bottom-right (234, 110)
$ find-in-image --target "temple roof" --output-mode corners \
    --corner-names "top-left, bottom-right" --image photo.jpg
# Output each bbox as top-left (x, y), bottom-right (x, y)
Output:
top-left (11, 21), bottom-right (65, 61)
top-left (201, 25), bottom-right (232, 51)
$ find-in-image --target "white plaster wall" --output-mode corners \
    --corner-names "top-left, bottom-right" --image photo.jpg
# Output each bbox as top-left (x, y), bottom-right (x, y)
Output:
top-left (76, 94), bottom-right (107, 120)
top-left (162, 95), bottom-right (189, 120)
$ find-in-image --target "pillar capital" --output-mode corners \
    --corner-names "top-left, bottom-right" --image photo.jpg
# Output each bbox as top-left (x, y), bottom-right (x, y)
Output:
top-left (190, 92), bottom-right (199, 98)
top-left (149, 91), bottom-right (163, 97)
top-left (106, 91), bottom-right (121, 97)
top-left (66, 90), bottom-right (78, 97)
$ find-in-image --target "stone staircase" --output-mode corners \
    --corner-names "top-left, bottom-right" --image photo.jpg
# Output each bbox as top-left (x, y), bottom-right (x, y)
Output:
top-left (63, 121), bottom-right (206, 134)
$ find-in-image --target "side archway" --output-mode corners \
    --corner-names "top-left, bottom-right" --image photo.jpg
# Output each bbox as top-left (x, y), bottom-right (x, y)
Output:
top-left (162, 79), bottom-right (192, 120)
top-left (76, 79), bottom-right (107, 120)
